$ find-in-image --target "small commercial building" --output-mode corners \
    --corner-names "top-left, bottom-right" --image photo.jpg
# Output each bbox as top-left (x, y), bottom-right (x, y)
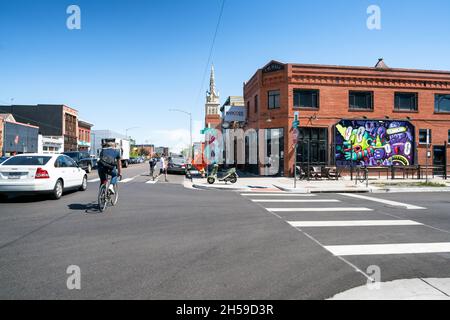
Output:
top-left (0, 104), bottom-right (79, 153)
top-left (78, 119), bottom-right (94, 152)
top-left (221, 96), bottom-right (246, 129)
top-left (243, 60), bottom-right (450, 177)
top-left (0, 114), bottom-right (39, 156)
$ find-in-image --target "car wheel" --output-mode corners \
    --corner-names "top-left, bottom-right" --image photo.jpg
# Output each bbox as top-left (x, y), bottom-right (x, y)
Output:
top-left (86, 164), bottom-right (92, 173)
top-left (79, 175), bottom-right (88, 191)
top-left (51, 179), bottom-right (64, 200)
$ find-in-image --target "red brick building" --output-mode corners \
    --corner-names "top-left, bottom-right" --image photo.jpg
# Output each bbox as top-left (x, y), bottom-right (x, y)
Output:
top-left (244, 60), bottom-right (450, 177)
top-left (78, 119), bottom-right (93, 151)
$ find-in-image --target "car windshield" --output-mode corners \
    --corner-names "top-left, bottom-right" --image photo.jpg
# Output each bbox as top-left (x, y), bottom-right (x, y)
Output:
top-left (2, 156), bottom-right (52, 166)
top-left (64, 152), bottom-right (79, 160)
top-left (172, 158), bottom-right (186, 165)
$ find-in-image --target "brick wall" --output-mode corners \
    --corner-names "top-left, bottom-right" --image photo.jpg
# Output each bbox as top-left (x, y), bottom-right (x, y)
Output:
top-left (244, 61), bottom-right (450, 176)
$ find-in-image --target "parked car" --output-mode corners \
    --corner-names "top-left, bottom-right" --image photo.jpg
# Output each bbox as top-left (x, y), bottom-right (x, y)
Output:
top-left (63, 151), bottom-right (95, 173)
top-left (0, 154), bottom-right (88, 200)
top-left (0, 157), bottom-right (9, 164)
top-left (167, 157), bottom-right (187, 174)
top-left (129, 157), bottom-right (138, 164)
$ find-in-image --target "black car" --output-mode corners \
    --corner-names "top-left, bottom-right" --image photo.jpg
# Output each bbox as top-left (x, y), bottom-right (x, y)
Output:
top-left (63, 151), bottom-right (95, 173)
top-left (167, 157), bottom-right (187, 174)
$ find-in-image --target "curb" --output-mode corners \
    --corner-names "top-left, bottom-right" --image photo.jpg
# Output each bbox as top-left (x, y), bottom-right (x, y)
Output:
top-left (273, 185), bottom-right (370, 194)
top-left (192, 184), bottom-right (250, 192)
top-left (372, 187), bottom-right (450, 193)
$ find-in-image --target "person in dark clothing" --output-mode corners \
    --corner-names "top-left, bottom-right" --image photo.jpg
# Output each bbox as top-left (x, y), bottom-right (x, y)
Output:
top-left (97, 141), bottom-right (122, 194)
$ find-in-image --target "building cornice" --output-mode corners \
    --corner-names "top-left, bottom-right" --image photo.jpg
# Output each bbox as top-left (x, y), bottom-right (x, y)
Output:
top-left (289, 74), bottom-right (450, 90)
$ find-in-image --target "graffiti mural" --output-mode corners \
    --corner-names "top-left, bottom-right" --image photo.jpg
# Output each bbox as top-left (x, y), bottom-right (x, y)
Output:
top-left (335, 120), bottom-right (415, 167)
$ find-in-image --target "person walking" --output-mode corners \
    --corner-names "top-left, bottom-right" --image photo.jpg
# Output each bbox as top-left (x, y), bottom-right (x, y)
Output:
top-left (160, 154), bottom-right (169, 182)
top-left (149, 156), bottom-right (157, 181)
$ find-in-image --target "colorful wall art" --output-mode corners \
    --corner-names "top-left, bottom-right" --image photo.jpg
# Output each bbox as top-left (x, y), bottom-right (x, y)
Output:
top-left (335, 120), bottom-right (415, 167)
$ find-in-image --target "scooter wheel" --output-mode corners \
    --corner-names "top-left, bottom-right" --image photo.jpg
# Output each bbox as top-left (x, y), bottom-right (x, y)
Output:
top-left (230, 177), bottom-right (237, 184)
top-left (207, 177), bottom-right (215, 185)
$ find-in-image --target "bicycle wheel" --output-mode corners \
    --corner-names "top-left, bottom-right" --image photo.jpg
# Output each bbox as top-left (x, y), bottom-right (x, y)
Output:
top-left (98, 184), bottom-right (108, 212)
top-left (358, 169), bottom-right (367, 183)
top-left (110, 184), bottom-right (119, 206)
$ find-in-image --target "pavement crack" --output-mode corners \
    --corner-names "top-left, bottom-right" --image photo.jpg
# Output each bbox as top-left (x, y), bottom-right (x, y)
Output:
top-left (420, 278), bottom-right (450, 297)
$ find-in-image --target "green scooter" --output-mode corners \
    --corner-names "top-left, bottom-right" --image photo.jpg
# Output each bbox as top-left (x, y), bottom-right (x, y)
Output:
top-left (207, 164), bottom-right (238, 184)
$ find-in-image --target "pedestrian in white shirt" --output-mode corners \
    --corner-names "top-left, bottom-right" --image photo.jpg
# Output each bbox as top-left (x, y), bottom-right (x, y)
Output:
top-left (160, 155), bottom-right (168, 182)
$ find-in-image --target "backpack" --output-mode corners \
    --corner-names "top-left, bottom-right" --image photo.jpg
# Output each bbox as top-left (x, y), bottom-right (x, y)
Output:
top-left (99, 148), bottom-right (119, 169)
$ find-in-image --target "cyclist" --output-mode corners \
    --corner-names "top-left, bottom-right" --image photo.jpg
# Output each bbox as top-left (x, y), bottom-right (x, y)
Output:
top-left (98, 140), bottom-right (122, 194)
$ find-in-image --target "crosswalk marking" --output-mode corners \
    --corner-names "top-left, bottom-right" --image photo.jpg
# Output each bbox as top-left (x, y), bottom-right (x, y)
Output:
top-left (120, 175), bottom-right (141, 184)
top-left (146, 180), bottom-right (158, 184)
top-left (325, 243), bottom-right (450, 256)
top-left (252, 199), bottom-right (340, 203)
top-left (267, 207), bottom-right (373, 212)
top-left (339, 193), bottom-right (426, 210)
top-left (288, 220), bottom-right (422, 227)
top-left (88, 178), bottom-right (100, 183)
top-left (241, 193), bottom-right (316, 197)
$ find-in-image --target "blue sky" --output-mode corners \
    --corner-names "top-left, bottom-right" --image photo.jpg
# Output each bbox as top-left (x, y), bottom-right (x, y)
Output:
top-left (1, 0), bottom-right (450, 152)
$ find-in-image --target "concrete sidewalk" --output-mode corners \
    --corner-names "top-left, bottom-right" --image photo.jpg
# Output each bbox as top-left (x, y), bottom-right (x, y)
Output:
top-left (190, 176), bottom-right (450, 193)
top-left (329, 278), bottom-right (450, 300)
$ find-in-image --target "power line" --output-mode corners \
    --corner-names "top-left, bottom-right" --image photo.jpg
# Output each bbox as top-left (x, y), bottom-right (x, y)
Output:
top-left (195, 0), bottom-right (226, 110)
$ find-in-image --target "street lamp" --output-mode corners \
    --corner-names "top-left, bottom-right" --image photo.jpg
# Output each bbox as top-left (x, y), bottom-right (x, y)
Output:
top-left (169, 109), bottom-right (193, 161)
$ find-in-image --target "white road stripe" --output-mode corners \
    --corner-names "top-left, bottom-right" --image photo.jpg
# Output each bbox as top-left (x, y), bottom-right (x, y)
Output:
top-left (120, 175), bottom-right (141, 184)
top-left (146, 180), bottom-right (158, 184)
top-left (88, 178), bottom-right (100, 183)
top-left (339, 193), bottom-right (426, 210)
top-left (288, 220), bottom-right (422, 227)
top-left (241, 193), bottom-right (316, 197)
top-left (267, 207), bottom-right (373, 212)
top-left (252, 199), bottom-right (340, 203)
top-left (325, 243), bottom-right (450, 256)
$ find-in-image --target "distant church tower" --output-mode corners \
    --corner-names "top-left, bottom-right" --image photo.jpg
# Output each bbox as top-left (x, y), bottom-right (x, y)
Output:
top-left (204, 65), bottom-right (221, 129)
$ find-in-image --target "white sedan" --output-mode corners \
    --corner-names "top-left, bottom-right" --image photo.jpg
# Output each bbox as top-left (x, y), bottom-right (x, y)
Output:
top-left (0, 154), bottom-right (88, 200)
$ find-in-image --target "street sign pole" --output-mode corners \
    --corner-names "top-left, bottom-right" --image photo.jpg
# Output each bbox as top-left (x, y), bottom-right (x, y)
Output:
top-left (293, 112), bottom-right (300, 188)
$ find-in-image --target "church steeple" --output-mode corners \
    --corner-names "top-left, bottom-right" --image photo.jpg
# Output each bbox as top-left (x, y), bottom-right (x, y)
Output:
top-left (204, 64), bottom-right (221, 128)
top-left (206, 65), bottom-right (219, 104)
top-left (209, 64), bottom-right (217, 98)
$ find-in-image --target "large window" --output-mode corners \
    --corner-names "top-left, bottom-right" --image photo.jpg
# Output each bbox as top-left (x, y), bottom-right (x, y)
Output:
top-left (419, 129), bottom-right (432, 144)
top-left (435, 94), bottom-right (450, 113)
top-left (268, 90), bottom-right (280, 109)
top-left (254, 95), bottom-right (259, 113)
top-left (297, 128), bottom-right (328, 165)
top-left (448, 130), bottom-right (450, 144)
top-left (395, 92), bottom-right (418, 111)
top-left (349, 91), bottom-right (374, 110)
top-left (294, 89), bottom-right (319, 109)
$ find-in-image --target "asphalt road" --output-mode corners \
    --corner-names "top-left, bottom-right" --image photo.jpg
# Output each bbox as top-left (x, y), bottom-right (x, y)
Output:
top-left (0, 163), bottom-right (449, 299)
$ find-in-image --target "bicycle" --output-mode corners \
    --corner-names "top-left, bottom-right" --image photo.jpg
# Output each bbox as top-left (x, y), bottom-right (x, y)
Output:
top-left (98, 173), bottom-right (120, 212)
top-left (356, 165), bottom-right (369, 185)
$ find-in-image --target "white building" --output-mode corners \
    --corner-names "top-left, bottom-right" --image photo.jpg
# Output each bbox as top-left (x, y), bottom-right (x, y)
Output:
top-left (38, 135), bottom-right (64, 154)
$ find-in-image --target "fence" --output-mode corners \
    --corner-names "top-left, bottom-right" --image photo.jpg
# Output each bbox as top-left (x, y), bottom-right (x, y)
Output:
top-left (295, 141), bottom-right (448, 181)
